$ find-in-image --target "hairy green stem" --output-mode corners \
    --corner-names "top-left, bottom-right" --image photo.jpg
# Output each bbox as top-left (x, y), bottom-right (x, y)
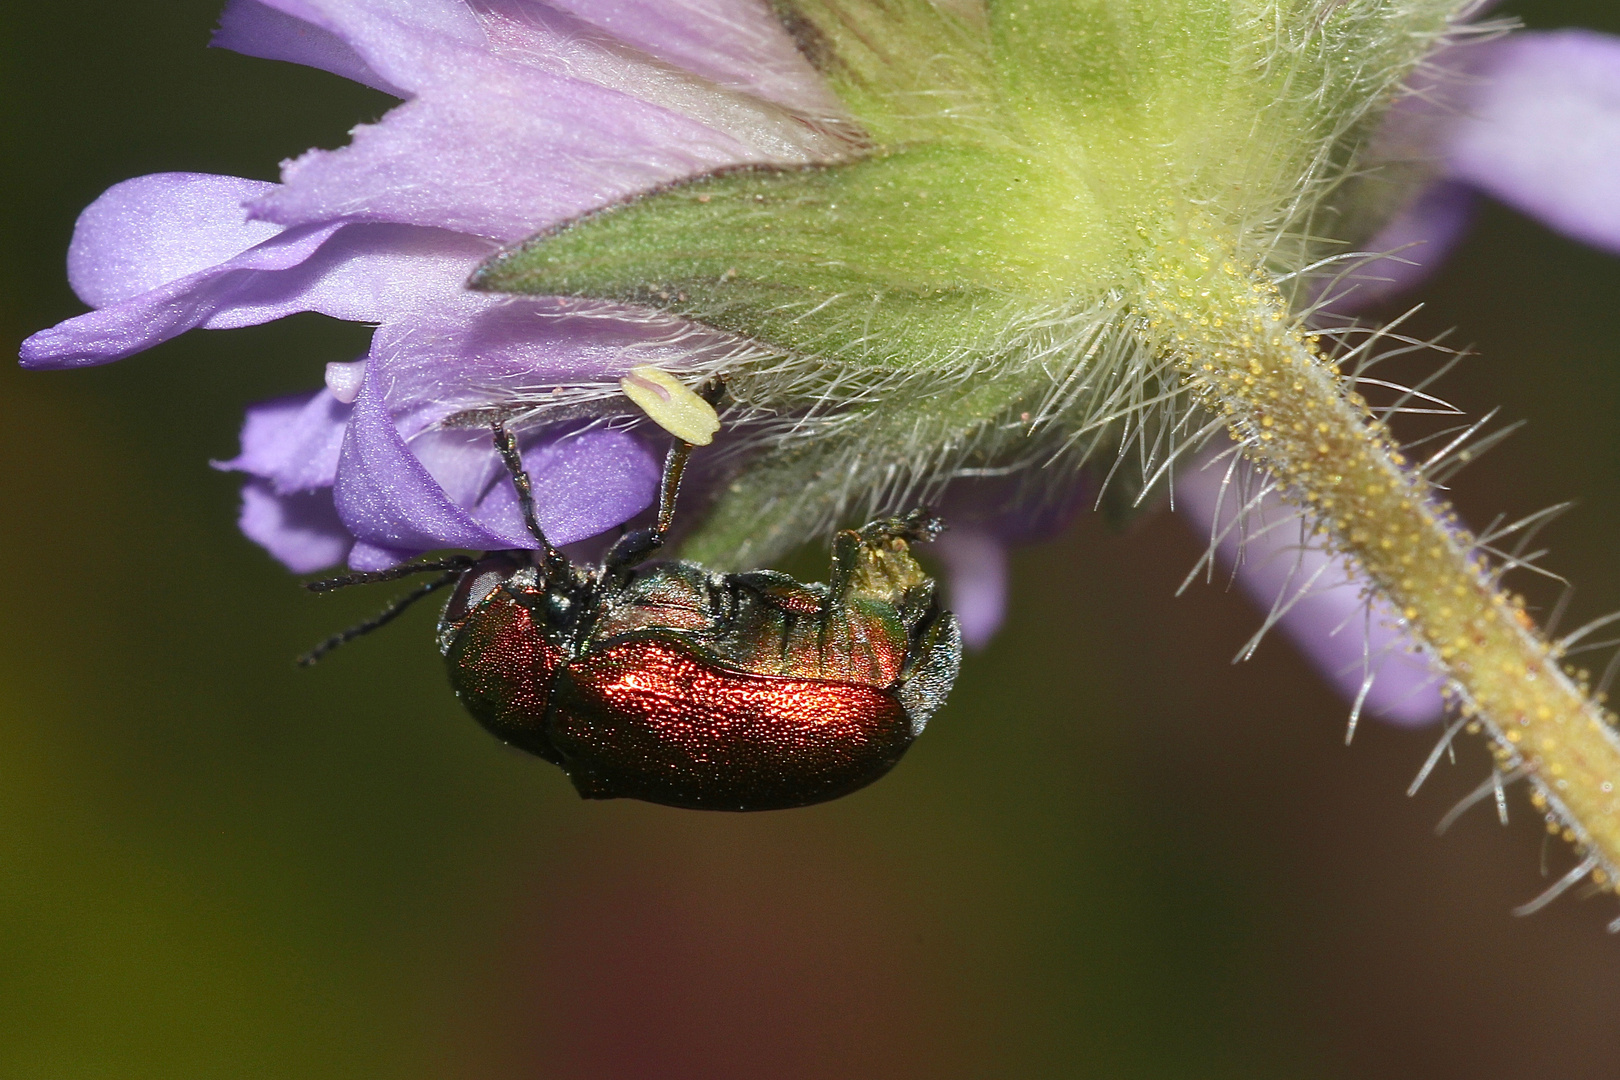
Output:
top-left (1148, 226), bottom-right (1620, 900)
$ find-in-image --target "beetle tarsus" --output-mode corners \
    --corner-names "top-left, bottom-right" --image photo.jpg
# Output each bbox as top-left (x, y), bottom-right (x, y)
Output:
top-left (860, 509), bottom-right (946, 545)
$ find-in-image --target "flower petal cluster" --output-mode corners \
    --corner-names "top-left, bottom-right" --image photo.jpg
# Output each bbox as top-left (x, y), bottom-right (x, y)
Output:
top-left (19, 1), bottom-right (1620, 732)
top-left (21, 0), bottom-right (847, 571)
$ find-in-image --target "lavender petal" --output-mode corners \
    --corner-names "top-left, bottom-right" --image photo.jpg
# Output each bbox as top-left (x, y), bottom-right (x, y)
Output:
top-left (933, 526), bottom-right (1010, 651)
top-left (333, 364), bottom-right (660, 557)
top-left (347, 540), bottom-right (425, 572)
top-left (473, 427), bottom-right (663, 547)
top-left (362, 296), bottom-right (733, 435)
top-left (20, 220), bottom-right (340, 369)
top-left (544, 0), bottom-right (843, 113)
top-left (1449, 30), bottom-right (1620, 253)
top-left (1326, 180), bottom-right (1478, 314)
top-left (239, 480), bottom-right (352, 573)
top-left (212, 0), bottom-right (407, 96)
top-left (247, 53), bottom-right (764, 243)
top-left (1178, 454), bottom-right (1445, 725)
top-left (334, 373), bottom-right (535, 554)
top-left (63, 173), bottom-right (283, 308)
top-left (215, 389), bottom-right (351, 494)
top-left (23, 210), bottom-right (495, 369)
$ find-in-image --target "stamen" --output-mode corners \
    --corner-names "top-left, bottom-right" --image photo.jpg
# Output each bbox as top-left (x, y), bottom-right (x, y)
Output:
top-left (324, 359), bottom-right (366, 404)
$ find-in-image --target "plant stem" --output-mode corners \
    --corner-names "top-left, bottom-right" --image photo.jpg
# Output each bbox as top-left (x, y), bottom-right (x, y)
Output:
top-left (1145, 229), bottom-right (1620, 896)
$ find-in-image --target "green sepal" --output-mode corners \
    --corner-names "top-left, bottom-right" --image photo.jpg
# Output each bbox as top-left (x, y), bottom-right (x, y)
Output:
top-left (469, 0), bottom-right (1474, 566)
top-left (473, 145), bottom-right (1118, 370)
top-left (680, 369), bottom-right (1044, 568)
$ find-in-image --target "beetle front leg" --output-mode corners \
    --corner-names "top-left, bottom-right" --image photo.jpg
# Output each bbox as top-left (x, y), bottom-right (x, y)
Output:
top-left (491, 422), bottom-right (577, 581)
top-left (298, 569), bottom-right (466, 666)
top-left (602, 438), bottom-right (695, 573)
top-left (304, 555), bottom-right (476, 593)
top-left (828, 512), bottom-right (943, 608)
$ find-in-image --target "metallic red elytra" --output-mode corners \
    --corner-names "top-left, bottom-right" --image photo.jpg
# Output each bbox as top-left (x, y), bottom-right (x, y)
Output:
top-left (303, 425), bottom-right (961, 811)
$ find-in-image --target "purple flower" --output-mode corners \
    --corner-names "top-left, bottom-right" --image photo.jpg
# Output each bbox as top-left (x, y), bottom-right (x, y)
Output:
top-left (1335, 29), bottom-right (1620, 309)
top-left (19, 4), bottom-right (1620, 726)
top-left (1176, 452), bottom-right (1445, 725)
top-left (20, 0), bottom-right (847, 571)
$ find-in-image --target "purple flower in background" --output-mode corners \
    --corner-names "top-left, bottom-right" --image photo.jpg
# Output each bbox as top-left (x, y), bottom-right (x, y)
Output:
top-left (17, 2), bottom-right (1620, 724)
top-left (20, 0), bottom-right (851, 571)
top-left (1336, 29), bottom-right (1620, 308)
top-left (1177, 452), bottom-right (1445, 725)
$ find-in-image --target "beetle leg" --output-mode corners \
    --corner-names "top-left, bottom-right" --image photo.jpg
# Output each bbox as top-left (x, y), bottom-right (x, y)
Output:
top-left (297, 569), bottom-right (464, 666)
top-left (655, 439), bottom-right (694, 535)
top-left (643, 379), bottom-right (721, 537)
top-left (858, 509), bottom-right (945, 546)
top-left (491, 422), bottom-right (569, 572)
top-left (602, 436), bottom-right (698, 573)
top-left (828, 512), bottom-right (943, 608)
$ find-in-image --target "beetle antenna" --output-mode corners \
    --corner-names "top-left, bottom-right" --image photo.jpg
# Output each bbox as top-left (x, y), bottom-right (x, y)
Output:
top-left (492, 422), bottom-right (565, 566)
top-left (297, 570), bottom-right (463, 666)
top-left (305, 556), bottom-right (476, 593)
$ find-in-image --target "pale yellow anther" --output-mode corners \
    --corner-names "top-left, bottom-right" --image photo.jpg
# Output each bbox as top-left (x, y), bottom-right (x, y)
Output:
top-left (619, 366), bottom-right (720, 446)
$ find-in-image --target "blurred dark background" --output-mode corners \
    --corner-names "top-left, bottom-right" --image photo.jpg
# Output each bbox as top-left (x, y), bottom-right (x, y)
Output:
top-left (4, 2), bottom-right (1620, 1076)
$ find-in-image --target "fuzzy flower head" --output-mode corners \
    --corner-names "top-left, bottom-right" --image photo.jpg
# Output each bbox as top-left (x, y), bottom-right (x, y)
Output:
top-left (24, 1), bottom-right (1620, 899)
top-left (18, 0), bottom-right (1620, 674)
top-left (21, 0), bottom-right (1453, 572)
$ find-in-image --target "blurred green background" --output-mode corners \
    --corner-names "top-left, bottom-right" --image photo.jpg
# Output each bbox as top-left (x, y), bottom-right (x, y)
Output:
top-left (5, 2), bottom-right (1620, 1076)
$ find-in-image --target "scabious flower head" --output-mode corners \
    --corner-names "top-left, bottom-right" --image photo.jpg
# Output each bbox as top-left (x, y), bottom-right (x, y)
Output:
top-left (23, 1), bottom-right (1620, 895)
top-left (18, 0), bottom-right (1617, 667)
top-left (18, 0), bottom-right (1613, 677)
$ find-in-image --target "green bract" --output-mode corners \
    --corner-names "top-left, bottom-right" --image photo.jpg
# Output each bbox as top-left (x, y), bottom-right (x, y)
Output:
top-left (475, 0), bottom-right (1470, 564)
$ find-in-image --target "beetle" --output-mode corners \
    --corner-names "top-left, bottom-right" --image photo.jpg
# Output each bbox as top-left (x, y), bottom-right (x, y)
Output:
top-left (302, 424), bottom-right (961, 811)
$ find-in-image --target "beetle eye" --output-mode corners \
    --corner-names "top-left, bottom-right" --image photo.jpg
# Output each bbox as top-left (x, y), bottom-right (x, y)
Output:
top-left (443, 552), bottom-right (526, 625)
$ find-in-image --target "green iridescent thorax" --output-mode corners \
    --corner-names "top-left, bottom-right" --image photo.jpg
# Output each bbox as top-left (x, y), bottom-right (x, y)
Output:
top-left (590, 517), bottom-right (942, 688)
top-left (475, 0), bottom-right (1468, 564)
